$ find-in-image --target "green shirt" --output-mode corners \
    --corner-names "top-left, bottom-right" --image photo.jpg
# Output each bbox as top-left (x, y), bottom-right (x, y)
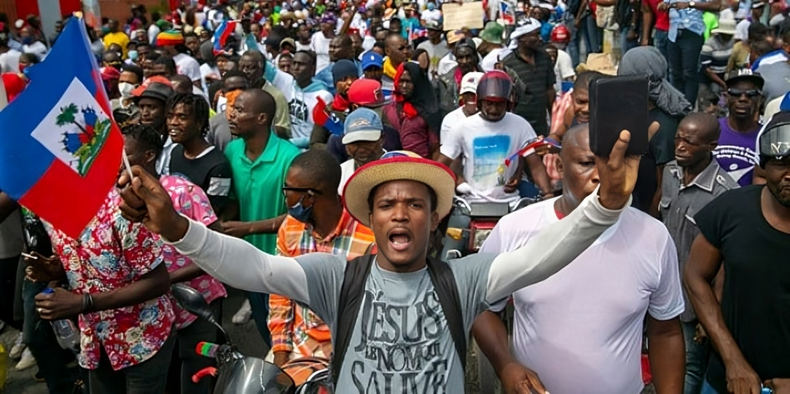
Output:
top-left (225, 134), bottom-right (300, 254)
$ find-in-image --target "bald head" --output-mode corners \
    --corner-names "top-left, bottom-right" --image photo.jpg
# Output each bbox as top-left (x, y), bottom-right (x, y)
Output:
top-left (678, 112), bottom-right (720, 143)
top-left (241, 88), bottom-right (277, 122)
top-left (560, 124), bottom-right (591, 159)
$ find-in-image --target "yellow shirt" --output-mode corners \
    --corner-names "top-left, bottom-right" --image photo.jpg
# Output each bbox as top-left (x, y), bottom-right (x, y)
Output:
top-left (103, 32), bottom-right (130, 59)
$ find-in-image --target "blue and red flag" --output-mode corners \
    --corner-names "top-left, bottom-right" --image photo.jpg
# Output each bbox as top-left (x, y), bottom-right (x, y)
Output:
top-left (500, 2), bottom-right (516, 25)
top-left (0, 17), bottom-right (123, 238)
top-left (213, 20), bottom-right (238, 55)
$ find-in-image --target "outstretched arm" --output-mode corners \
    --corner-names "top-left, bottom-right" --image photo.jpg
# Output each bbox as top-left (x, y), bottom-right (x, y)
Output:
top-left (485, 124), bottom-right (660, 302)
top-left (117, 166), bottom-right (315, 305)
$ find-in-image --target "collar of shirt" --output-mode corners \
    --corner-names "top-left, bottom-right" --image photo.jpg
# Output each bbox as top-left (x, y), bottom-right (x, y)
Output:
top-left (241, 134), bottom-right (284, 167)
top-left (668, 158), bottom-right (721, 192)
top-left (310, 209), bottom-right (355, 243)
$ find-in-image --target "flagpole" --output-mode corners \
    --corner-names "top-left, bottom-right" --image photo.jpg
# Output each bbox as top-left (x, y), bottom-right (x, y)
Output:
top-left (122, 150), bottom-right (134, 179)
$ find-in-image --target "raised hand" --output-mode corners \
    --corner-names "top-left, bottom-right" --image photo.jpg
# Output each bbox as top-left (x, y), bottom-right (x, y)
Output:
top-left (117, 165), bottom-right (189, 242)
top-left (596, 121), bottom-right (660, 210)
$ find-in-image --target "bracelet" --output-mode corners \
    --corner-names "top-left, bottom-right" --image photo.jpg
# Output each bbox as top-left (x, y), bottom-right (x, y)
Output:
top-left (82, 293), bottom-right (95, 313)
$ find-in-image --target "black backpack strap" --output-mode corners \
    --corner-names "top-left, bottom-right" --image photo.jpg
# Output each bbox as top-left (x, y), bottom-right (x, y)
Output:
top-left (425, 256), bottom-right (467, 370)
top-left (330, 254), bottom-right (375, 385)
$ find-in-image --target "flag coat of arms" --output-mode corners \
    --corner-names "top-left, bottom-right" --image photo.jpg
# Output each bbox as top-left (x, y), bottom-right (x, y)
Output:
top-left (0, 17), bottom-right (123, 238)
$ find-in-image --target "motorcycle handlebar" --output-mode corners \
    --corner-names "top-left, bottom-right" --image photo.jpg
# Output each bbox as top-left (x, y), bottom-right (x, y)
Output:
top-left (195, 341), bottom-right (230, 358)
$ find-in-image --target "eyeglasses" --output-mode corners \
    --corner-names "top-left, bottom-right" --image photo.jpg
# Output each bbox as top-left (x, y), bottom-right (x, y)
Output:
top-left (281, 186), bottom-right (321, 197)
top-left (727, 88), bottom-right (761, 98)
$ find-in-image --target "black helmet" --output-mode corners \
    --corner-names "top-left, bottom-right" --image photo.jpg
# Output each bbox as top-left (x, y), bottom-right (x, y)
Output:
top-left (476, 70), bottom-right (514, 106)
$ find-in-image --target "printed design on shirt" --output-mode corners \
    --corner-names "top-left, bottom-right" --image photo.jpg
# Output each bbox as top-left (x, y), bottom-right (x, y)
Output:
top-left (472, 135), bottom-right (512, 188)
top-left (289, 98), bottom-right (309, 123)
top-left (713, 144), bottom-right (758, 182)
top-left (351, 289), bottom-right (450, 393)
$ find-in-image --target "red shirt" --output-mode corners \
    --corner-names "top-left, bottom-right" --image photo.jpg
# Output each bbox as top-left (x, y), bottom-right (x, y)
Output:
top-left (646, 0), bottom-right (670, 31)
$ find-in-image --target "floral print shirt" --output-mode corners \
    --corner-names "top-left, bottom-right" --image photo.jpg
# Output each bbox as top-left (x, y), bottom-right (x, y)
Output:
top-left (45, 188), bottom-right (175, 371)
top-left (160, 175), bottom-right (227, 329)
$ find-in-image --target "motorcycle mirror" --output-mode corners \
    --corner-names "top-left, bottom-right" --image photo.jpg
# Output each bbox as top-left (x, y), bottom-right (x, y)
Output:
top-left (171, 284), bottom-right (228, 340)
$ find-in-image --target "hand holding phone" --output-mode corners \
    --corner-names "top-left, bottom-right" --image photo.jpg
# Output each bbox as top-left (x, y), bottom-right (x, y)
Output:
top-left (588, 75), bottom-right (650, 158)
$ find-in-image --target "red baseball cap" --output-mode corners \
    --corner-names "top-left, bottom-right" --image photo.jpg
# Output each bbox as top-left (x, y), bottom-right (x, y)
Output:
top-left (131, 76), bottom-right (173, 98)
top-left (347, 79), bottom-right (389, 108)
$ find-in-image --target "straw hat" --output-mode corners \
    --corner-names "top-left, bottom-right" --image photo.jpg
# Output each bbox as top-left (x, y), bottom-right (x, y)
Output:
top-left (576, 53), bottom-right (617, 75)
top-left (342, 151), bottom-right (456, 227)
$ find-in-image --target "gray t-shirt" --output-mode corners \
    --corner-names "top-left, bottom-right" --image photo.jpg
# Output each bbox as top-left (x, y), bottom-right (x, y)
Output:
top-left (296, 252), bottom-right (493, 393)
top-left (171, 187), bottom-right (626, 393)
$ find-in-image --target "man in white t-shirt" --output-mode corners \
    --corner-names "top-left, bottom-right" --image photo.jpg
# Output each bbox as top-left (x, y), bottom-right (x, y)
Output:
top-left (416, 21), bottom-right (449, 79)
top-left (546, 43), bottom-right (575, 94)
top-left (157, 31), bottom-right (202, 88)
top-left (0, 39), bottom-right (21, 73)
top-left (439, 71), bottom-right (552, 202)
top-left (440, 72), bottom-right (483, 143)
top-left (338, 108), bottom-right (387, 194)
top-left (311, 14), bottom-right (337, 74)
top-left (421, 2), bottom-right (443, 23)
top-left (472, 123), bottom-right (685, 394)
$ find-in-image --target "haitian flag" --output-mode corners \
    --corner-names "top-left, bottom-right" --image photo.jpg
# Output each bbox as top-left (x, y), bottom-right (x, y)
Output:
top-left (213, 20), bottom-right (238, 55)
top-left (500, 2), bottom-right (515, 25)
top-left (0, 17), bottom-right (123, 239)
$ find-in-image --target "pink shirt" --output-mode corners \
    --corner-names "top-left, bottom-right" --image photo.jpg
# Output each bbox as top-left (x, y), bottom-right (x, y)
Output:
top-left (160, 175), bottom-right (227, 329)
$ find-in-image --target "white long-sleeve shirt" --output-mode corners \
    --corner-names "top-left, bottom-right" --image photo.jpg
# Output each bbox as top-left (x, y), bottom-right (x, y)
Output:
top-left (169, 188), bottom-right (628, 393)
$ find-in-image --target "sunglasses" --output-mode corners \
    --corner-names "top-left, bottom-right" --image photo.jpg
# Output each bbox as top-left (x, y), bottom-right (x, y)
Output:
top-left (727, 88), bottom-right (761, 98)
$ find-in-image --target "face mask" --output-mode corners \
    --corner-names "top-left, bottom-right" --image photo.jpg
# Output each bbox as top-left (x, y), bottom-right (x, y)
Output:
top-left (119, 82), bottom-right (136, 98)
top-left (128, 50), bottom-right (138, 61)
top-left (21, 37), bottom-right (33, 45)
top-left (287, 195), bottom-right (314, 223)
top-left (18, 63), bottom-right (26, 72)
top-left (427, 3), bottom-right (435, 10)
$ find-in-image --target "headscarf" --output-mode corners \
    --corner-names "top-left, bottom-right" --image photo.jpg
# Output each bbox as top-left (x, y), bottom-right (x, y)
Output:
top-left (394, 62), bottom-right (440, 130)
top-left (618, 47), bottom-right (691, 117)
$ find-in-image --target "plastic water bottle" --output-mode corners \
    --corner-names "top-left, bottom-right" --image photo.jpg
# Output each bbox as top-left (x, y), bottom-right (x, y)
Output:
top-left (0, 342), bottom-right (7, 389)
top-left (41, 288), bottom-right (81, 353)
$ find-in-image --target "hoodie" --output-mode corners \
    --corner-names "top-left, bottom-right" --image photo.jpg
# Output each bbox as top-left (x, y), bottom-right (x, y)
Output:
top-left (287, 79), bottom-right (333, 148)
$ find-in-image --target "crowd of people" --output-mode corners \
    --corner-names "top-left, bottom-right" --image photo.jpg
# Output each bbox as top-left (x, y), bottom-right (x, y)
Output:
top-left (0, 0), bottom-right (788, 393)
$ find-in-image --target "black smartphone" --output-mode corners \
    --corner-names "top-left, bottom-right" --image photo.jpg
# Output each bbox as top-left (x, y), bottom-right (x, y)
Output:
top-left (588, 75), bottom-right (650, 157)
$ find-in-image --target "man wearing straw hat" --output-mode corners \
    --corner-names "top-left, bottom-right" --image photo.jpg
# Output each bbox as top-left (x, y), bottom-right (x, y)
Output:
top-left (116, 123), bottom-right (650, 392)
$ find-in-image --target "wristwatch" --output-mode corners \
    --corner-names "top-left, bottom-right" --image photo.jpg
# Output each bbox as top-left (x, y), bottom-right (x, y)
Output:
top-left (689, 1), bottom-right (696, 8)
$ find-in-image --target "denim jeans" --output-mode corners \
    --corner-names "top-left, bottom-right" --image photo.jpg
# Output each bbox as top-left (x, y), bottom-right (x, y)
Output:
top-left (247, 292), bottom-right (272, 348)
top-left (682, 320), bottom-right (710, 394)
top-left (654, 29), bottom-right (670, 64)
top-left (23, 279), bottom-right (80, 394)
top-left (700, 378), bottom-right (719, 394)
top-left (88, 332), bottom-right (176, 394)
top-left (667, 29), bottom-right (704, 106)
top-left (566, 14), bottom-right (602, 67)
top-left (620, 26), bottom-right (639, 57)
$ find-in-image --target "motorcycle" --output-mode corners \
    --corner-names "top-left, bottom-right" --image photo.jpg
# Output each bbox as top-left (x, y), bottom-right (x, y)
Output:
top-left (441, 195), bottom-right (537, 261)
top-left (171, 284), bottom-right (332, 394)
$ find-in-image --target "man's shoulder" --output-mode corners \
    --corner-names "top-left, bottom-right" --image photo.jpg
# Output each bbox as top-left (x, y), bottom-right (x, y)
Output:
top-left (225, 139), bottom-right (244, 156)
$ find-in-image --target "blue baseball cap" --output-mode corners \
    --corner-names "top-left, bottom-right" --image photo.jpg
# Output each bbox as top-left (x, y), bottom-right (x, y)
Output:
top-left (361, 51), bottom-right (384, 71)
top-left (343, 108), bottom-right (383, 144)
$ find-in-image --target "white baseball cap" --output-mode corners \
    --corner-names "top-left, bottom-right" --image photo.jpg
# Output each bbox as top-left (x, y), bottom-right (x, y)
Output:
top-left (459, 72), bottom-right (485, 95)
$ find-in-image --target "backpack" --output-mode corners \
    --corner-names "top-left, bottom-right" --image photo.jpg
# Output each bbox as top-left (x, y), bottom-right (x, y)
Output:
top-left (330, 254), bottom-right (467, 385)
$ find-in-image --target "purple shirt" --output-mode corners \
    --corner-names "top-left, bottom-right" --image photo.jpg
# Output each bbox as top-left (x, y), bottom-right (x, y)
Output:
top-left (713, 118), bottom-right (760, 187)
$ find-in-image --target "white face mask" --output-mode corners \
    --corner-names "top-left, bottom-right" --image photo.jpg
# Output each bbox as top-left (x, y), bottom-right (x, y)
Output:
top-left (119, 82), bottom-right (137, 99)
